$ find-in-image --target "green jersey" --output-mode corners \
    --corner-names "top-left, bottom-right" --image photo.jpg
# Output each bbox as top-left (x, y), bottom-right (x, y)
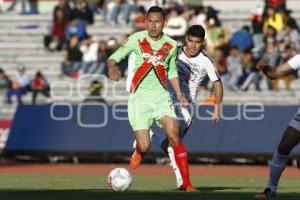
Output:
top-left (109, 31), bottom-right (178, 93)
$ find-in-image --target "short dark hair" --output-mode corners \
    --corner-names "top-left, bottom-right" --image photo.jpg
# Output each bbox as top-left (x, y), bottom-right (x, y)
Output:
top-left (147, 6), bottom-right (165, 19)
top-left (186, 25), bottom-right (205, 39)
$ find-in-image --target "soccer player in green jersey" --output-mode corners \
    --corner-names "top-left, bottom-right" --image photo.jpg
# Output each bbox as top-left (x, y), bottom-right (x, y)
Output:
top-left (107, 6), bottom-right (198, 192)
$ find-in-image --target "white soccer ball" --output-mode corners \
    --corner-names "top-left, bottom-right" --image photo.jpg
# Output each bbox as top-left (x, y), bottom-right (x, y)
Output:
top-left (108, 167), bottom-right (132, 191)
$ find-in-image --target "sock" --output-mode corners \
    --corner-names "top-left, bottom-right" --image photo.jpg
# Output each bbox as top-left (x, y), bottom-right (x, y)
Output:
top-left (267, 151), bottom-right (288, 192)
top-left (173, 143), bottom-right (191, 187)
top-left (167, 146), bottom-right (183, 188)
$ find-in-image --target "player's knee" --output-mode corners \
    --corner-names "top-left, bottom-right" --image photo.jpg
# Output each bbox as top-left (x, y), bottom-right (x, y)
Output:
top-left (168, 135), bottom-right (180, 147)
top-left (138, 142), bottom-right (150, 154)
top-left (277, 144), bottom-right (291, 155)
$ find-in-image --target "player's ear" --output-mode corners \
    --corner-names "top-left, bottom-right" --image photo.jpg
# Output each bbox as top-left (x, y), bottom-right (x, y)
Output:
top-left (202, 39), bottom-right (206, 48)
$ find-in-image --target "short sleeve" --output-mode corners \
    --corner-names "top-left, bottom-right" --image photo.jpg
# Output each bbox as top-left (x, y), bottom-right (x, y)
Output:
top-left (204, 59), bottom-right (220, 82)
top-left (167, 46), bottom-right (179, 79)
top-left (108, 35), bottom-right (136, 63)
top-left (287, 54), bottom-right (300, 70)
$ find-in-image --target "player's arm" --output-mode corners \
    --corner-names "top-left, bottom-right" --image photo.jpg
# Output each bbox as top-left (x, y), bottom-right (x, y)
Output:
top-left (107, 36), bottom-right (135, 81)
top-left (169, 77), bottom-right (189, 108)
top-left (256, 60), bottom-right (294, 80)
top-left (168, 47), bottom-right (189, 108)
top-left (212, 80), bottom-right (223, 123)
top-left (205, 59), bottom-right (223, 123)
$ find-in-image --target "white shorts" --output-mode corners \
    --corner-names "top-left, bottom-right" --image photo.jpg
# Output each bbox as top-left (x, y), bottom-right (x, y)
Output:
top-left (288, 108), bottom-right (300, 132)
top-left (174, 103), bottom-right (194, 137)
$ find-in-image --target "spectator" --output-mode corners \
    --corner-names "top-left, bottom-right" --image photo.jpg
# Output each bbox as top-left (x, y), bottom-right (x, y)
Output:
top-left (0, 0), bottom-right (3, 13)
top-left (31, 71), bottom-right (50, 104)
top-left (265, 0), bottom-right (286, 11)
top-left (263, 6), bottom-right (284, 33)
top-left (80, 35), bottom-right (99, 74)
top-left (230, 26), bottom-right (254, 52)
top-left (61, 35), bottom-right (83, 78)
top-left (164, 0), bottom-right (184, 16)
top-left (163, 8), bottom-right (187, 42)
top-left (214, 47), bottom-right (228, 84)
top-left (131, 6), bottom-right (146, 32)
top-left (183, 0), bottom-right (202, 9)
top-left (6, 0), bottom-right (27, 14)
top-left (205, 6), bottom-right (221, 27)
top-left (28, 0), bottom-right (38, 14)
top-left (284, 19), bottom-right (300, 52)
top-left (205, 17), bottom-right (223, 54)
top-left (66, 15), bottom-right (87, 41)
top-left (281, 9), bottom-right (299, 32)
top-left (0, 68), bottom-right (11, 90)
top-left (69, 0), bottom-right (94, 24)
top-left (109, 0), bottom-right (135, 26)
top-left (189, 5), bottom-right (206, 28)
top-left (93, 0), bottom-right (108, 22)
top-left (226, 46), bottom-right (243, 91)
top-left (53, 0), bottom-right (73, 20)
top-left (83, 80), bottom-right (107, 103)
top-left (44, 8), bottom-right (67, 52)
top-left (96, 40), bottom-right (110, 74)
top-left (263, 25), bottom-right (277, 45)
top-left (5, 66), bottom-right (30, 104)
top-left (261, 39), bottom-right (281, 90)
top-left (217, 34), bottom-right (230, 57)
top-left (240, 50), bottom-right (261, 91)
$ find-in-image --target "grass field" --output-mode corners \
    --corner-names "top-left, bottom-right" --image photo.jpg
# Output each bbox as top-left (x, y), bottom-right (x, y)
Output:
top-left (0, 174), bottom-right (299, 200)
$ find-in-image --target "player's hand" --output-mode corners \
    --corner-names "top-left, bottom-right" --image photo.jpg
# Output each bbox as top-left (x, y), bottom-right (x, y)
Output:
top-left (108, 67), bottom-right (121, 81)
top-left (256, 59), bottom-right (269, 71)
top-left (211, 109), bottom-right (220, 123)
top-left (177, 93), bottom-right (189, 108)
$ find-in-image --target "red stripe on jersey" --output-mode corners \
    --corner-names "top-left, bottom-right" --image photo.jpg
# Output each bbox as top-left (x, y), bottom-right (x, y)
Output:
top-left (130, 38), bottom-right (173, 93)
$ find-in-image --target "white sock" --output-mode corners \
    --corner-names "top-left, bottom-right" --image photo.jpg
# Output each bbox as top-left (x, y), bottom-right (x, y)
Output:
top-left (167, 146), bottom-right (183, 188)
top-left (267, 151), bottom-right (288, 193)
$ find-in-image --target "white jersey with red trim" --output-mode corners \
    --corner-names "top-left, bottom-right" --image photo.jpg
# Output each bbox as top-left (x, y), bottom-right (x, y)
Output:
top-left (170, 47), bottom-right (220, 104)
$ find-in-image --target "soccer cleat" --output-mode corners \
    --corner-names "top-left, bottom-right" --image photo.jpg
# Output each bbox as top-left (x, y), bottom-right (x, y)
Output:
top-left (130, 150), bottom-right (142, 170)
top-left (178, 184), bottom-right (199, 192)
top-left (255, 188), bottom-right (276, 199)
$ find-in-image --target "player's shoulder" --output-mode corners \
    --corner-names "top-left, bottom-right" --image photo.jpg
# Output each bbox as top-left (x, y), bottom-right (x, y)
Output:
top-left (201, 50), bottom-right (215, 63)
top-left (129, 31), bottom-right (146, 39)
top-left (163, 34), bottom-right (178, 47)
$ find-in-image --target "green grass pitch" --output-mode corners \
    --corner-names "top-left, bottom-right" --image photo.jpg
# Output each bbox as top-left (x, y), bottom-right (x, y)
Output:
top-left (0, 174), bottom-right (299, 200)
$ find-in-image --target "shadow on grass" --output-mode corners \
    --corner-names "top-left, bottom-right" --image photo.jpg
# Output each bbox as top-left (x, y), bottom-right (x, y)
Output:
top-left (0, 188), bottom-right (299, 200)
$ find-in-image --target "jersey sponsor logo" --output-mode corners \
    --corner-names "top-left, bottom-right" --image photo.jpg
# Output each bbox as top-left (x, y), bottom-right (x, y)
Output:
top-left (130, 38), bottom-right (173, 93)
top-left (142, 53), bottom-right (164, 66)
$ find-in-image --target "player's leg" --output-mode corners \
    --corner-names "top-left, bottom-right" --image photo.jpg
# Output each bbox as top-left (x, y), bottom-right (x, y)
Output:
top-left (167, 106), bottom-right (193, 188)
top-left (160, 116), bottom-right (197, 192)
top-left (255, 126), bottom-right (300, 199)
top-left (130, 129), bottom-right (151, 169)
top-left (128, 93), bottom-right (154, 169)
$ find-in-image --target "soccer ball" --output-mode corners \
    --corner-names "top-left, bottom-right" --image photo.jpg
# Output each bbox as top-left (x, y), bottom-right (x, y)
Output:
top-left (108, 168), bottom-right (132, 191)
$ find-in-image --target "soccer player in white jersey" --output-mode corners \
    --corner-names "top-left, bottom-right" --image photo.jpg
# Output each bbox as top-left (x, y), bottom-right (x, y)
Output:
top-left (131, 25), bottom-right (224, 189)
top-left (255, 54), bottom-right (300, 199)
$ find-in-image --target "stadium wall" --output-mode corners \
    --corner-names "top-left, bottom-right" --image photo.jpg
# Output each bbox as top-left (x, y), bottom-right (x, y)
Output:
top-left (3, 105), bottom-right (300, 157)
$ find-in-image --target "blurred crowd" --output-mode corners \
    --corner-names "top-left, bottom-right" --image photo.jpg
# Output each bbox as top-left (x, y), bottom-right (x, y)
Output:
top-left (1, 0), bottom-right (300, 105)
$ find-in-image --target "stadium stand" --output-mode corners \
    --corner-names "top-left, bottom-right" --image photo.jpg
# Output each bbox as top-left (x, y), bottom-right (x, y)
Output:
top-left (0, 0), bottom-right (300, 121)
